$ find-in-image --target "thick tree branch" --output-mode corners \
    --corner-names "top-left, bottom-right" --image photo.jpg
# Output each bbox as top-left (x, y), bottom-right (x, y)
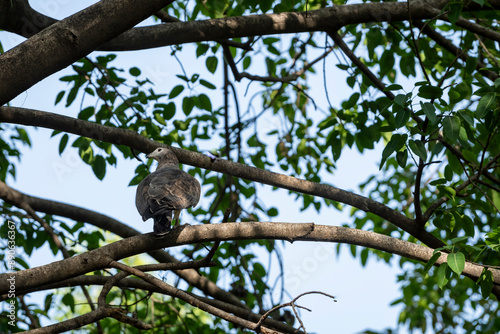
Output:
top-left (0, 180), bottom-right (245, 308)
top-left (0, 0), bottom-right (175, 105)
top-left (0, 106), bottom-right (444, 248)
top-left (0, 222), bottom-right (498, 297)
top-left (2, 0), bottom-right (499, 52)
top-left (2, 0), bottom-right (500, 104)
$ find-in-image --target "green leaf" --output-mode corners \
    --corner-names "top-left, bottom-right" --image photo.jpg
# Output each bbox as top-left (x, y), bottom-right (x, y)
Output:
top-left (268, 207), bottom-right (278, 217)
top-left (243, 56), bottom-right (251, 70)
top-left (154, 112), bottom-right (166, 125)
top-left (342, 93), bottom-right (360, 109)
top-left (44, 293), bottom-right (53, 312)
top-left (396, 149), bottom-right (408, 168)
top-left (66, 86), bottom-right (79, 107)
top-left (393, 93), bottom-right (409, 106)
top-left (174, 120), bottom-right (190, 131)
top-left (421, 102), bottom-right (437, 124)
top-left (206, 56), bottom-right (218, 74)
top-left (384, 84), bottom-right (403, 91)
top-left (438, 185), bottom-right (456, 199)
top-left (253, 262), bottom-right (266, 277)
top-left (161, 102), bottom-right (176, 120)
top-left (436, 263), bottom-right (450, 289)
top-left (78, 107), bottom-right (94, 121)
top-left (408, 140), bottom-right (427, 162)
top-left (429, 178), bottom-right (447, 186)
top-left (198, 93), bottom-right (212, 111)
top-left (479, 269), bottom-right (493, 298)
top-left (450, 236), bottom-right (469, 244)
top-left (129, 67), bottom-right (141, 76)
top-left (182, 96), bottom-right (195, 115)
top-left (59, 134), bottom-right (69, 155)
top-left (448, 3), bottom-right (463, 24)
top-left (442, 116), bottom-right (461, 143)
top-left (196, 43), bottom-right (209, 57)
top-left (360, 248), bottom-right (369, 266)
top-left (84, 87), bottom-right (94, 96)
top-left (461, 215), bottom-right (475, 237)
top-left (447, 252), bottom-right (465, 275)
top-left (62, 293), bottom-right (75, 313)
top-left (395, 108), bottom-right (411, 128)
top-left (418, 85), bottom-right (443, 100)
top-left (476, 92), bottom-right (496, 118)
top-left (190, 73), bottom-right (200, 83)
top-left (380, 134), bottom-right (407, 169)
top-left (424, 252), bottom-right (442, 271)
top-left (169, 85), bottom-right (184, 99)
top-left (15, 127), bottom-right (31, 146)
top-left (92, 155), bottom-right (106, 180)
top-left (55, 91), bottom-right (65, 105)
top-left (200, 79), bottom-right (216, 90)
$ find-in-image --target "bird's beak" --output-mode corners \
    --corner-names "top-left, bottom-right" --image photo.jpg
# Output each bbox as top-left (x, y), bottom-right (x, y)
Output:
top-left (146, 152), bottom-right (158, 160)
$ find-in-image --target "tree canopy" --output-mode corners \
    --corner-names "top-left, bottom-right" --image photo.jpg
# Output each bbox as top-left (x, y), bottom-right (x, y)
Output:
top-left (1, 0), bottom-right (500, 333)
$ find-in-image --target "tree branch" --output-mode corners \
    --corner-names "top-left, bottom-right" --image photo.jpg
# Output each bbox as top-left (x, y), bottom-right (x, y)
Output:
top-left (2, 0), bottom-right (500, 103)
top-left (328, 31), bottom-right (395, 100)
top-left (0, 222), bottom-right (498, 297)
top-left (2, 0), bottom-right (498, 52)
top-left (0, 106), bottom-right (444, 248)
top-left (0, 0), bottom-right (175, 104)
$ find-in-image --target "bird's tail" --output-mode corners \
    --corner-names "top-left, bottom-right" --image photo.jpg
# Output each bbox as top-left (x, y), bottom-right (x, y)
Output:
top-left (153, 211), bottom-right (172, 238)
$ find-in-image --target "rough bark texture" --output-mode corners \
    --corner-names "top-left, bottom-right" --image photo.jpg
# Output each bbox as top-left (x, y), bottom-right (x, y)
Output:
top-left (0, 222), bottom-right (498, 297)
top-left (1, 0), bottom-right (499, 103)
top-left (0, 0), bottom-right (173, 104)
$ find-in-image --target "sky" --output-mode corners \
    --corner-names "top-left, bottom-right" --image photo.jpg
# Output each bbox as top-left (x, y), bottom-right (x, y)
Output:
top-left (1, 1), bottom-right (411, 333)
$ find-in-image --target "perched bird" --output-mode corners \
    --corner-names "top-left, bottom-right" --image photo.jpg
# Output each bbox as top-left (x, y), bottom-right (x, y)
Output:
top-left (135, 147), bottom-right (201, 238)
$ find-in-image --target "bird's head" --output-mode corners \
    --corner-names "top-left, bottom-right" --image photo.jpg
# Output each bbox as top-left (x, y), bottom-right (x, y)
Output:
top-left (147, 147), bottom-right (179, 168)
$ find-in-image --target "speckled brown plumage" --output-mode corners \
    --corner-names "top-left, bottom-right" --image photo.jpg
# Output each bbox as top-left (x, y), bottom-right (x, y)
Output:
top-left (136, 147), bottom-right (200, 237)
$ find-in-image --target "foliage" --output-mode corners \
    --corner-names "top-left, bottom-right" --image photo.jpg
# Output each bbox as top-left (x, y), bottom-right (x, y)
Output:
top-left (1, 0), bottom-right (500, 333)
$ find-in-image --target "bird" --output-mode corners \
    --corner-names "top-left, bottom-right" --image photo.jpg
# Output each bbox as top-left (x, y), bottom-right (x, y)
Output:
top-left (135, 147), bottom-right (201, 238)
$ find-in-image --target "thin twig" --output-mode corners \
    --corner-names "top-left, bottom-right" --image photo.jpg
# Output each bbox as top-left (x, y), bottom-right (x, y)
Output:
top-left (255, 291), bottom-right (336, 333)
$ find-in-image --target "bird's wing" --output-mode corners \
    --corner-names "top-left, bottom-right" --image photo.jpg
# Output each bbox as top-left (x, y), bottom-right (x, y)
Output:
top-left (135, 173), bottom-right (155, 221)
top-left (148, 168), bottom-right (201, 210)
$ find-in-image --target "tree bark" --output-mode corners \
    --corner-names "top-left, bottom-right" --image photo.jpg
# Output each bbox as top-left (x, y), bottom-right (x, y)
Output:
top-left (0, 222), bottom-right (498, 297)
top-left (0, 0), bottom-right (174, 104)
top-left (1, 0), bottom-right (499, 104)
